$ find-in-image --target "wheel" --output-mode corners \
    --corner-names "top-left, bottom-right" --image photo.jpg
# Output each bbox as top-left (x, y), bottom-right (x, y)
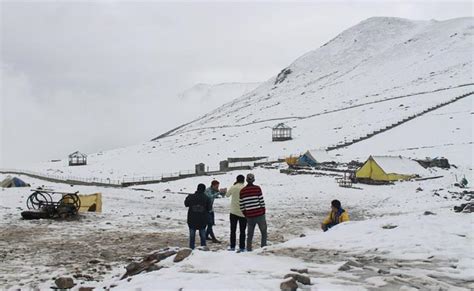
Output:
top-left (26, 192), bottom-right (52, 210)
top-left (58, 194), bottom-right (81, 216)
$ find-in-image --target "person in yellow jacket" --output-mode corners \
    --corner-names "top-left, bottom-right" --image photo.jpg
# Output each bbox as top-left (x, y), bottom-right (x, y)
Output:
top-left (321, 199), bottom-right (349, 232)
top-left (225, 174), bottom-right (247, 251)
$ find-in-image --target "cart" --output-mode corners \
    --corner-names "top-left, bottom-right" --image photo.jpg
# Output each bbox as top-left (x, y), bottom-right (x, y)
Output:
top-left (21, 189), bottom-right (81, 219)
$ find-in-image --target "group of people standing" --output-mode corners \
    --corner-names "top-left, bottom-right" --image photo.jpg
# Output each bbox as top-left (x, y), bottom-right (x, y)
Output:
top-left (184, 173), bottom-right (267, 251)
top-left (184, 173), bottom-right (350, 251)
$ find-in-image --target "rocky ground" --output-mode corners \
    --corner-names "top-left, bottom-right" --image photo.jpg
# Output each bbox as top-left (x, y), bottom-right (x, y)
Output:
top-left (0, 192), bottom-right (365, 289)
top-left (263, 247), bottom-right (473, 290)
top-left (0, 168), bottom-right (471, 290)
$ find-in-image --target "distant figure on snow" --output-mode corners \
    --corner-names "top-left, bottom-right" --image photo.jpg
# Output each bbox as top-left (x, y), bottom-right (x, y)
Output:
top-left (225, 174), bottom-right (247, 251)
top-left (240, 173), bottom-right (267, 251)
top-left (321, 199), bottom-right (349, 232)
top-left (205, 180), bottom-right (224, 243)
top-left (185, 183), bottom-right (211, 249)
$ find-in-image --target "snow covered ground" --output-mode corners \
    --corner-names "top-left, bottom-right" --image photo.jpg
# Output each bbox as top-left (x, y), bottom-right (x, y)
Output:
top-left (1, 162), bottom-right (472, 290)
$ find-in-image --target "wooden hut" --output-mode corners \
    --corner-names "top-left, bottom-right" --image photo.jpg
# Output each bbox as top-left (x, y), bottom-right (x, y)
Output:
top-left (69, 151), bottom-right (87, 166)
top-left (272, 123), bottom-right (292, 141)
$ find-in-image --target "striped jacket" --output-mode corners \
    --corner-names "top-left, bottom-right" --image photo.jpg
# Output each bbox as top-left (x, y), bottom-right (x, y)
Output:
top-left (239, 184), bottom-right (266, 218)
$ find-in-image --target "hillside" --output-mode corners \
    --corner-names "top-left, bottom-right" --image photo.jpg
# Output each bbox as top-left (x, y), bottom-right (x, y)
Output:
top-left (25, 17), bottom-right (473, 179)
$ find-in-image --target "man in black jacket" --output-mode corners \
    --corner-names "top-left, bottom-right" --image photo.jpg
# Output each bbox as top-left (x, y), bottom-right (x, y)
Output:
top-left (185, 183), bottom-right (211, 249)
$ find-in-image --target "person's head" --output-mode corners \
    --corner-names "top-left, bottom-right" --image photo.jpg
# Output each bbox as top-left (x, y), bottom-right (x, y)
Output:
top-left (331, 199), bottom-right (342, 211)
top-left (211, 180), bottom-right (220, 190)
top-left (235, 174), bottom-right (245, 184)
top-left (246, 173), bottom-right (255, 184)
top-left (197, 183), bottom-right (206, 193)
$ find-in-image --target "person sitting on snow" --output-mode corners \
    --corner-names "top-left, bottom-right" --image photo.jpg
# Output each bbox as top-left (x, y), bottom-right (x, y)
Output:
top-left (321, 199), bottom-right (349, 232)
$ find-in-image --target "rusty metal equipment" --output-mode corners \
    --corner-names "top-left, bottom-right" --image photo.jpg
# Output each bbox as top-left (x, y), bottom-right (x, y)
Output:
top-left (21, 189), bottom-right (81, 219)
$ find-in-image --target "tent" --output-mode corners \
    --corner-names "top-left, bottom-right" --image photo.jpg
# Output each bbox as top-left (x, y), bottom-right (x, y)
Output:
top-left (356, 155), bottom-right (428, 182)
top-left (0, 176), bottom-right (30, 188)
top-left (297, 150), bottom-right (332, 167)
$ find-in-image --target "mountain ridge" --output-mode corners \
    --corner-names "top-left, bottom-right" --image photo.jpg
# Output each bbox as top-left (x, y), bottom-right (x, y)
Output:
top-left (26, 16), bottom-right (473, 179)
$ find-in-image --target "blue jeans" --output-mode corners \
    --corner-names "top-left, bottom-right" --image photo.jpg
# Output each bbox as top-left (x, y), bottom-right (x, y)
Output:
top-left (189, 227), bottom-right (206, 249)
top-left (206, 211), bottom-right (216, 239)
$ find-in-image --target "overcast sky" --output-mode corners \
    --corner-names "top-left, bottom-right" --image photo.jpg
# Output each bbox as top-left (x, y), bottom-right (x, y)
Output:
top-left (1, 1), bottom-right (472, 167)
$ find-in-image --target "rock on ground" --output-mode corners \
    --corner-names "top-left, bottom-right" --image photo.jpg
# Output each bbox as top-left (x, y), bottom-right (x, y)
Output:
top-left (174, 248), bottom-right (193, 263)
top-left (290, 268), bottom-right (308, 274)
top-left (284, 273), bottom-right (311, 285)
top-left (280, 277), bottom-right (298, 291)
top-left (55, 277), bottom-right (74, 289)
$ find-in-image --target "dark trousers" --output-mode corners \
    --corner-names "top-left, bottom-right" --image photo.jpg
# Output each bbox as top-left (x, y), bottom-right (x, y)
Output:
top-left (247, 214), bottom-right (267, 251)
top-left (322, 222), bottom-right (336, 232)
top-left (230, 213), bottom-right (247, 250)
top-left (189, 227), bottom-right (206, 249)
top-left (206, 211), bottom-right (216, 239)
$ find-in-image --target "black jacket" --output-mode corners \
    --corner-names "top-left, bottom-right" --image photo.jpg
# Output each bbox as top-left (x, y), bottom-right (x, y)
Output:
top-left (185, 191), bottom-right (211, 229)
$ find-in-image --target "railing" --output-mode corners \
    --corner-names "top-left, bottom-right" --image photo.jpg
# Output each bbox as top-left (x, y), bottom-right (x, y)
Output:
top-left (325, 91), bottom-right (473, 151)
top-left (0, 157), bottom-right (273, 188)
top-left (0, 168), bottom-right (123, 187)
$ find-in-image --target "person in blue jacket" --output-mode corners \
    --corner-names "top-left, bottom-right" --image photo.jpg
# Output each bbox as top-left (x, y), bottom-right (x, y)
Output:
top-left (205, 180), bottom-right (223, 243)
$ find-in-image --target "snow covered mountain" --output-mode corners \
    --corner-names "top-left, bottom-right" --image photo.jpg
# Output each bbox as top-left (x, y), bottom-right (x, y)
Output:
top-left (27, 17), bottom-right (473, 179)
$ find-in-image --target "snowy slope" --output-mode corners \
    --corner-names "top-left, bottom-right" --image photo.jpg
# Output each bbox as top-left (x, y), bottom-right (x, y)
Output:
top-left (23, 17), bottom-right (473, 179)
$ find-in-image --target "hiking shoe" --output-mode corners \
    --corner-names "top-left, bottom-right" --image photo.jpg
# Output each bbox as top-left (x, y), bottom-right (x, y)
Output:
top-left (227, 247), bottom-right (235, 251)
top-left (211, 238), bottom-right (221, 243)
top-left (237, 248), bottom-right (246, 253)
top-left (206, 237), bottom-right (212, 241)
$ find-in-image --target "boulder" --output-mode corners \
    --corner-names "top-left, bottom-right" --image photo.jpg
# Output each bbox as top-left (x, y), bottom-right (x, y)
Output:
top-left (280, 277), bottom-right (298, 291)
top-left (121, 248), bottom-right (178, 279)
top-left (284, 273), bottom-right (311, 285)
top-left (146, 264), bottom-right (162, 272)
top-left (345, 260), bottom-right (363, 268)
top-left (55, 277), bottom-right (74, 289)
top-left (144, 249), bottom-right (177, 262)
top-left (125, 262), bottom-right (140, 273)
top-left (174, 248), bottom-right (192, 263)
top-left (100, 250), bottom-right (115, 260)
top-left (290, 268), bottom-right (308, 274)
top-left (338, 262), bottom-right (351, 271)
top-left (462, 202), bottom-right (474, 213)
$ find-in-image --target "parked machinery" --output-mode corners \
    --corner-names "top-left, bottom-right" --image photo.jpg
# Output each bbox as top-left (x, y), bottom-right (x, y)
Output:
top-left (21, 189), bottom-right (81, 219)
